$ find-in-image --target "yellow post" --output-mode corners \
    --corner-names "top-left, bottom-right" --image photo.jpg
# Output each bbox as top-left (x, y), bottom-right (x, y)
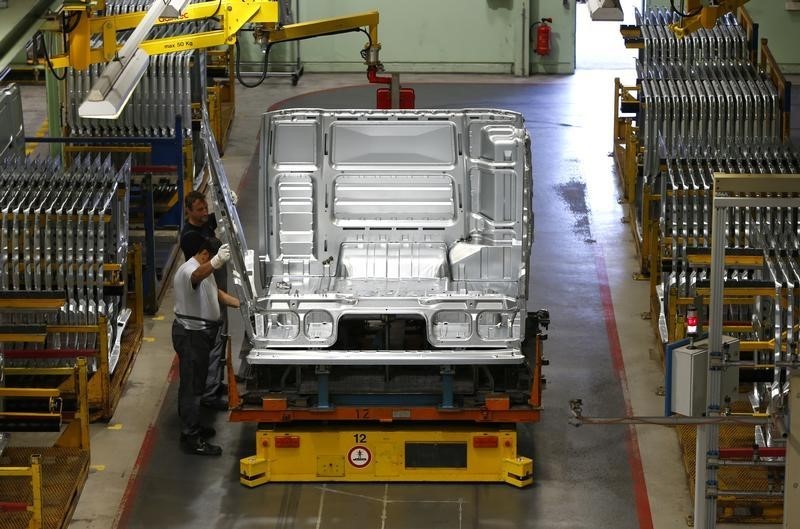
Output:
top-left (130, 244), bottom-right (145, 329)
top-left (77, 358), bottom-right (90, 451)
top-left (55, 358), bottom-right (91, 450)
top-left (102, 19), bottom-right (117, 61)
top-left (625, 126), bottom-right (638, 204)
top-left (97, 316), bottom-right (110, 418)
top-left (668, 286), bottom-right (678, 341)
top-left (67, 10), bottom-right (92, 71)
top-left (29, 455), bottom-right (43, 529)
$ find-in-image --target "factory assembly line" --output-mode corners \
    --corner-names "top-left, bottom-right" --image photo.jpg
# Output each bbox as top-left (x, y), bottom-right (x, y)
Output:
top-left (204, 106), bottom-right (548, 486)
top-left (43, 0), bottom-right (551, 488)
top-left (1, 2), bottom-right (550, 520)
top-left (45, 0), bottom-right (551, 487)
top-left (1, 0), bottom-right (799, 528)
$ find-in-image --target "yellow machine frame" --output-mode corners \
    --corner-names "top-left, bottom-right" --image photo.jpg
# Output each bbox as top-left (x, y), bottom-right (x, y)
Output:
top-left (612, 78), bottom-right (640, 206)
top-left (0, 358), bottom-right (90, 529)
top-left (0, 455), bottom-right (44, 529)
top-left (206, 48), bottom-right (236, 154)
top-left (43, 1), bottom-right (381, 72)
top-left (668, 0), bottom-right (750, 38)
top-left (240, 425), bottom-right (533, 488)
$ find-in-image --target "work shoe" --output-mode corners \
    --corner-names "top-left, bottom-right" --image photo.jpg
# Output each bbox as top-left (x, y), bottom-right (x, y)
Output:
top-left (180, 434), bottom-right (222, 456)
top-left (200, 397), bottom-right (228, 411)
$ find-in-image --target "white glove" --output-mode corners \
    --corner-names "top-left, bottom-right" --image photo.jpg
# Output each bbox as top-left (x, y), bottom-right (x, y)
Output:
top-left (229, 189), bottom-right (239, 206)
top-left (211, 243), bottom-right (231, 269)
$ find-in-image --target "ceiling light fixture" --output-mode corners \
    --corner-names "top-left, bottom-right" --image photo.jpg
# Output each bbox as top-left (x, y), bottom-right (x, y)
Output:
top-left (161, 0), bottom-right (192, 19)
top-left (78, 0), bottom-right (188, 119)
top-left (588, 0), bottom-right (624, 21)
top-left (78, 48), bottom-right (149, 119)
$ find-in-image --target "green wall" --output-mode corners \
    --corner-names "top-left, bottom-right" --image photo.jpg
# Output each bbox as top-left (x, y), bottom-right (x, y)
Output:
top-left (239, 0), bottom-right (583, 76)
top-left (269, 0), bottom-right (799, 76)
top-left (530, 0), bottom-right (576, 74)
top-left (297, 0), bottom-right (529, 74)
top-left (744, 2), bottom-right (800, 73)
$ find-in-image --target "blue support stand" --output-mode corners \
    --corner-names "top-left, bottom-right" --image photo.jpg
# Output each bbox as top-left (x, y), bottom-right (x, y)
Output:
top-left (316, 366), bottom-right (331, 409)
top-left (440, 366), bottom-right (455, 409)
top-left (142, 174), bottom-right (157, 313)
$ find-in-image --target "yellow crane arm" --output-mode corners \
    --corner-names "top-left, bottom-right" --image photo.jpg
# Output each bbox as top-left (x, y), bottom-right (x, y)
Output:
top-left (43, 1), bottom-right (380, 71)
top-left (668, 0), bottom-right (750, 38)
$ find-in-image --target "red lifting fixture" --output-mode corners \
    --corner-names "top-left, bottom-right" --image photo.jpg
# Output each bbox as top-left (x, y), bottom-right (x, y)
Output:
top-left (368, 65), bottom-right (415, 109)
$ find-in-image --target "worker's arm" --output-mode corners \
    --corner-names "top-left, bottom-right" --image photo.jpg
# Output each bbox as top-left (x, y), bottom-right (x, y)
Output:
top-left (190, 261), bottom-right (216, 287)
top-left (190, 244), bottom-right (232, 287)
top-left (218, 289), bottom-right (240, 308)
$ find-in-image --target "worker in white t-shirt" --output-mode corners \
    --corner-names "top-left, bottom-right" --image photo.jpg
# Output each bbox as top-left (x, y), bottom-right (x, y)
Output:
top-left (171, 232), bottom-right (240, 456)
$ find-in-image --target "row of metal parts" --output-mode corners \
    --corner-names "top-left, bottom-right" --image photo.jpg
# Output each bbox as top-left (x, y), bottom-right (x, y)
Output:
top-left (658, 146), bottom-right (799, 435)
top-left (639, 65), bottom-right (782, 178)
top-left (634, 9), bottom-right (782, 178)
top-left (660, 145), bottom-right (800, 298)
top-left (0, 152), bottom-right (131, 370)
top-left (632, 8), bottom-right (796, 444)
top-left (65, 0), bottom-right (210, 138)
top-left (635, 9), bottom-right (749, 69)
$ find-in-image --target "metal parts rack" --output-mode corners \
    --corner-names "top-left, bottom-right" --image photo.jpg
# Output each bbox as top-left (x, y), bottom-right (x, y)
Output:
top-left (31, 120), bottom-right (185, 314)
top-left (0, 150), bottom-right (144, 420)
top-left (613, 7), bottom-right (792, 279)
top-left (693, 173), bottom-right (800, 529)
top-left (0, 358), bottom-right (91, 529)
top-left (607, 6), bottom-right (799, 524)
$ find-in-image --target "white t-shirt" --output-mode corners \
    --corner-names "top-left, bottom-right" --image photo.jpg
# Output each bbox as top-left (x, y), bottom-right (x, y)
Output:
top-left (173, 257), bottom-right (221, 330)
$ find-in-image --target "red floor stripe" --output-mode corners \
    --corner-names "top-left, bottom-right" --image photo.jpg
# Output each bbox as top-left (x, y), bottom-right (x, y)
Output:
top-left (167, 354), bottom-right (179, 384)
top-left (113, 425), bottom-right (159, 529)
top-left (113, 356), bottom-right (178, 529)
top-left (595, 245), bottom-right (655, 529)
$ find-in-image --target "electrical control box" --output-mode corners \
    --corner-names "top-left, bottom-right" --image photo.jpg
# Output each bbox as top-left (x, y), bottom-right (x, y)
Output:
top-left (671, 335), bottom-right (740, 416)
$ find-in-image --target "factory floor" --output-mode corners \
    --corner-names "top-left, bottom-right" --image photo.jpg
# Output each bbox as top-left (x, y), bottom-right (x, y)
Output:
top-left (13, 67), bottom-right (800, 529)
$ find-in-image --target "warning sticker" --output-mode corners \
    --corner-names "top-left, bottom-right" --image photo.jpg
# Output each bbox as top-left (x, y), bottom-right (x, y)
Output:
top-left (347, 445), bottom-right (372, 468)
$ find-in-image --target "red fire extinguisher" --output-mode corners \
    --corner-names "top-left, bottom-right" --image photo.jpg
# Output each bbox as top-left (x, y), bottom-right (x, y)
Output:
top-left (532, 18), bottom-right (553, 56)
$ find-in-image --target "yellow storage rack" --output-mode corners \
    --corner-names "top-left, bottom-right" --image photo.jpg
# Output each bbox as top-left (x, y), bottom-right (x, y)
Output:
top-left (0, 358), bottom-right (91, 529)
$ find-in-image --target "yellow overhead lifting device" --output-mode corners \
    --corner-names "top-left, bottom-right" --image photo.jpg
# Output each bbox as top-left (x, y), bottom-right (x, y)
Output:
top-left (41, 0), bottom-right (382, 72)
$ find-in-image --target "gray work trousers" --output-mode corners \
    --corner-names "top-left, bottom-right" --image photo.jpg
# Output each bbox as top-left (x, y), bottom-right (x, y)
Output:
top-left (172, 320), bottom-right (219, 435)
top-left (203, 268), bottom-right (228, 401)
top-left (202, 324), bottom-right (227, 401)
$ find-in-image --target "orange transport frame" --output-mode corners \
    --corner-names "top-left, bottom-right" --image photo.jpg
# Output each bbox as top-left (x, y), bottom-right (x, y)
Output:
top-left (226, 334), bottom-right (545, 425)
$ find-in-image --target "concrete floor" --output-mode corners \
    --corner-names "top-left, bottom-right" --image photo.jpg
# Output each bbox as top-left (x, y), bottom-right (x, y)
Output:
top-left (12, 67), bottom-right (799, 528)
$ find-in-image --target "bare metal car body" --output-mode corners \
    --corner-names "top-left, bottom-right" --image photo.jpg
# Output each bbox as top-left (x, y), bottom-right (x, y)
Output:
top-left (207, 108), bottom-right (537, 406)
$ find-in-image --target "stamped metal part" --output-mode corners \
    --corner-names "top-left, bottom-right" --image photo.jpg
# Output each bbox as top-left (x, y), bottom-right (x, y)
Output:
top-left (207, 108), bottom-right (534, 366)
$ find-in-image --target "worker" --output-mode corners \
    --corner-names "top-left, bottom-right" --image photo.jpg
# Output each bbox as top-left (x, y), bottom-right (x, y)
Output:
top-left (180, 190), bottom-right (236, 411)
top-left (172, 232), bottom-right (240, 456)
